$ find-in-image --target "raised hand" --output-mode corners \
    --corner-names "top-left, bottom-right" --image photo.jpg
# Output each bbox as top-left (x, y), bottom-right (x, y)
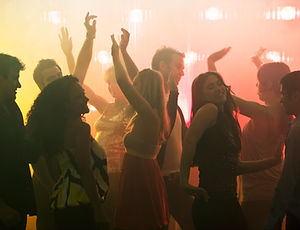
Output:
top-left (118, 28), bottom-right (139, 79)
top-left (120, 28), bottom-right (130, 52)
top-left (84, 12), bottom-right (97, 39)
top-left (251, 47), bottom-right (266, 69)
top-left (208, 47), bottom-right (231, 63)
top-left (254, 47), bottom-right (266, 58)
top-left (167, 70), bottom-right (179, 92)
top-left (111, 34), bottom-right (120, 58)
top-left (59, 27), bottom-right (73, 55)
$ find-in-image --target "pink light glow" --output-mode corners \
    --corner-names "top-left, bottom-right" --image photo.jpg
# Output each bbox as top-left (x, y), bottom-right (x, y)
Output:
top-left (205, 7), bottom-right (224, 21)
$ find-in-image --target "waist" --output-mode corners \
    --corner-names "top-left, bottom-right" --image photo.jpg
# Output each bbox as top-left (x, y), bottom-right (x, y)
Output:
top-left (126, 148), bottom-right (157, 159)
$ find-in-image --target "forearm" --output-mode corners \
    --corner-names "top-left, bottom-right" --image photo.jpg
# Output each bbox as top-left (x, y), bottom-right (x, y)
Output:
top-left (73, 36), bottom-right (94, 85)
top-left (121, 49), bottom-right (139, 80)
top-left (64, 52), bottom-right (75, 74)
top-left (82, 84), bottom-right (108, 113)
top-left (237, 157), bottom-right (280, 175)
top-left (180, 144), bottom-right (195, 185)
top-left (251, 55), bottom-right (263, 70)
top-left (207, 58), bottom-right (217, 72)
top-left (233, 95), bottom-right (268, 118)
top-left (113, 54), bottom-right (131, 89)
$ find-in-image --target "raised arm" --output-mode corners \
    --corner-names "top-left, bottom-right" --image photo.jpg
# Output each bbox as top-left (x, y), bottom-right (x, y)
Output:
top-left (206, 46), bottom-right (271, 119)
top-left (73, 12), bottom-right (97, 85)
top-left (180, 103), bottom-right (218, 201)
top-left (59, 27), bottom-right (75, 74)
top-left (82, 84), bottom-right (109, 114)
top-left (111, 35), bottom-right (157, 121)
top-left (207, 47), bottom-right (231, 72)
top-left (233, 95), bottom-right (272, 119)
top-left (250, 47), bottom-right (266, 70)
top-left (119, 28), bottom-right (139, 80)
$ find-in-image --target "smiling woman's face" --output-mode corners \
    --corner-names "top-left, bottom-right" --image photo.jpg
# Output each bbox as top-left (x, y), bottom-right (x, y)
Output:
top-left (201, 74), bottom-right (227, 105)
top-left (67, 83), bottom-right (89, 117)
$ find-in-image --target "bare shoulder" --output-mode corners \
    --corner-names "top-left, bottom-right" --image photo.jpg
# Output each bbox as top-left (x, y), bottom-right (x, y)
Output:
top-left (185, 103), bottom-right (219, 143)
top-left (189, 103), bottom-right (218, 130)
top-left (194, 103), bottom-right (218, 123)
top-left (201, 103), bottom-right (218, 113)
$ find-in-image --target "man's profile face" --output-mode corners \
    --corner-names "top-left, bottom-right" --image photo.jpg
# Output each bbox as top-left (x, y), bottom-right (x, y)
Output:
top-left (166, 54), bottom-right (184, 86)
top-left (159, 53), bottom-right (184, 91)
top-left (0, 69), bottom-right (21, 102)
top-left (40, 66), bottom-right (62, 89)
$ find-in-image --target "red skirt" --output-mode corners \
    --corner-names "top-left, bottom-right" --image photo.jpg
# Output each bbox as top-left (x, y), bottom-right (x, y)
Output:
top-left (114, 153), bottom-right (169, 230)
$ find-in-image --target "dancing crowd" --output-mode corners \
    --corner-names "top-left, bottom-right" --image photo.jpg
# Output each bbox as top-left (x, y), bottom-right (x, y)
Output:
top-left (1, 12), bottom-right (300, 230)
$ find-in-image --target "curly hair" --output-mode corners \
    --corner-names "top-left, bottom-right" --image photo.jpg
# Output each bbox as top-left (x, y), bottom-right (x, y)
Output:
top-left (27, 76), bottom-right (79, 156)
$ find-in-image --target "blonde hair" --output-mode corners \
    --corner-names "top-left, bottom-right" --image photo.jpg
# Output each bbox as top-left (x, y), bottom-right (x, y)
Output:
top-left (132, 68), bottom-right (170, 142)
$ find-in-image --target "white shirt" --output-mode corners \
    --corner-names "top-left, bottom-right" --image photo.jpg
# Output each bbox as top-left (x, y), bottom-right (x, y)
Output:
top-left (161, 110), bottom-right (182, 176)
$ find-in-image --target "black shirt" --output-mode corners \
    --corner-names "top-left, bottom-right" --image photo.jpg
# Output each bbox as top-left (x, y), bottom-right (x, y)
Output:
top-left (0, 101), bottom-right (36, 215)
top-left (194, 112), bottom-right (241, 200)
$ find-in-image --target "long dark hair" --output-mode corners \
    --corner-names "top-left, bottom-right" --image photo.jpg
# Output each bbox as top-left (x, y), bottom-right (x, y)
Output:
top-left (27, 76), bottom-right (79, 156)
top-left (191, 72), bottom-right (241, 151)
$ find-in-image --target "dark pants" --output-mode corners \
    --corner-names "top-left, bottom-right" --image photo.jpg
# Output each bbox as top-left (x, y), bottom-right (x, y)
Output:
top-left (54, 205), bottom-right (96, 230)
top-left (286, 212), bottom-right (300, 230)
top-left (163, 172), bottom-right (195, 230)
top-left (192, 198), bottom-right (248, 230)
top-left (0, 214), bottom-right (27, 230)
